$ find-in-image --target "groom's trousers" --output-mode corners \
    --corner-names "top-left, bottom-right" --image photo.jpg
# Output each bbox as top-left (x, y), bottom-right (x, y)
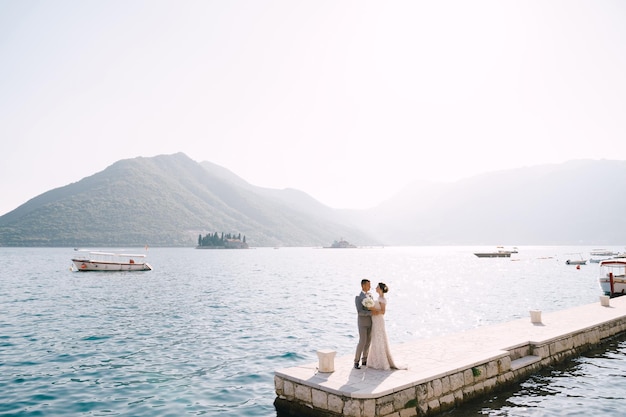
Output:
top-left (354, 315), bottom-right (372, 364)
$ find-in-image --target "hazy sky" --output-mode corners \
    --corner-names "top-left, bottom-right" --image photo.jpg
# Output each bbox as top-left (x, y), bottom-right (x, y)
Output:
top-left (1, 1), bottom-right (625, 216)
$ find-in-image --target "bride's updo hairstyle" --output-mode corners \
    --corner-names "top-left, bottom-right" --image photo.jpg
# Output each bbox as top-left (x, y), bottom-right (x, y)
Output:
top-left (377, 282), bottom-right (388, 293)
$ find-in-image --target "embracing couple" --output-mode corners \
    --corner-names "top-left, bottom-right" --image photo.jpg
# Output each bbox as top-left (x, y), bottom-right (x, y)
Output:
top-left (354, 278), bottom-right (401, 370)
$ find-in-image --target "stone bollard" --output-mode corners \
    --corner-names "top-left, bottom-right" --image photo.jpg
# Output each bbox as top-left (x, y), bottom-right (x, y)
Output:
top-left (600, 295), bottom-right (610, 307)
top-left (316, 349), bottom-right (336, 373)
top-left (530, 310), bottom-right (542, 324)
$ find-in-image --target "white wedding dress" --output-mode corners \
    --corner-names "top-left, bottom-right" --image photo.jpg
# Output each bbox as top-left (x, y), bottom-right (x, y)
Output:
top-left (367, 297), bottom-right (398, 370)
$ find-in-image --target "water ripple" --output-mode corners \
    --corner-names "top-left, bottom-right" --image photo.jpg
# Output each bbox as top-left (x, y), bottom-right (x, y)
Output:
top-left (1, 246), bottom-right (624, 416)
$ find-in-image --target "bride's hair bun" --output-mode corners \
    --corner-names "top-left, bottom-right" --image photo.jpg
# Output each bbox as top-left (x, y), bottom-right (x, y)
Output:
top-left (378, 282), bottom-right (388, 293)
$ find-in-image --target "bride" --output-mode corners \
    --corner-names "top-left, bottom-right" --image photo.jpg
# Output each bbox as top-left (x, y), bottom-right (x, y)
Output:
top-left (367, 282), bottom-right (400, 370)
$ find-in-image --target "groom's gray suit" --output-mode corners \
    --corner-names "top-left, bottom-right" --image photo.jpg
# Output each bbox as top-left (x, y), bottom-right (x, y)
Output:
top-left (354, 291), bottom-right (372, 366)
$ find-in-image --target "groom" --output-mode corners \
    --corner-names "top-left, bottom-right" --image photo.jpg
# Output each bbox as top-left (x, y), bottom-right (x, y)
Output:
top-left (354, 279), bottom-right (373, 369)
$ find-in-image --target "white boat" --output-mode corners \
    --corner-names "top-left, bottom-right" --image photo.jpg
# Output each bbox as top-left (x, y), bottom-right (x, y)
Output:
top-left (474, 251), bottom-right (511, 258)
top-left (590, 249), bottom-right (620, 257)
top-left (598, 259), bottom-right (626, 297)
top-left (590, 258), bottom-right (607, 263)
top-left (589, 249), bottom-right (620, 263)
top-left (474, 247), bottom-right (517, 258)
top-left (565, 253), bottom-right (587, 265)
top-left (71, 250), bottom-right (152, 272)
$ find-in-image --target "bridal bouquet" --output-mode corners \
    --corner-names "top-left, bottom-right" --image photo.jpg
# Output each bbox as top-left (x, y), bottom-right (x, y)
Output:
top-left (362, 294), bottom-right (375, 309)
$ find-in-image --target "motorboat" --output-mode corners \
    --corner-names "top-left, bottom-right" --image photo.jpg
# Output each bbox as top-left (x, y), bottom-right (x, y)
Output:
top-left (590, 249), bottom-right (620, 257)
top-left (474, 251), bottom-right (511, 258)
top-left (565, 252), bottom-right (587, 265)
top-left (589, 249), bottom-right (620, 263)
top-left (71, 250), bottom-right (152, 271)
top-left (598, 259), bottom-right (626, 297)
top-left (474, 247), bottom-right (517, 258)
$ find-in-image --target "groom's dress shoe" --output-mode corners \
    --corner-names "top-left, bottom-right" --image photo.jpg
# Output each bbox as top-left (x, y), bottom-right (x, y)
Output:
top-left (354, 363), bottom-right (361, 369)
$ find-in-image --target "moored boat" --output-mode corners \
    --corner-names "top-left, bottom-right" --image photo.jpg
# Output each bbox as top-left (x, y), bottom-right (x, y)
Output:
top-left (589, 249), bottom-right (620, 263)
top-left (565, 259), bottom-right (587, 265)
top-left (473, 246), bottom-right (517, 258)
top-left (565, 252), bottom-right (587, 265)
top-left (598, 259), bottom-right (626, 297)
top-left (71, 250), bottom-right (152, 271)
top-left (590, 249), bottom-right (619, 257)
top-left (474, 251), bottom-right (511, 258)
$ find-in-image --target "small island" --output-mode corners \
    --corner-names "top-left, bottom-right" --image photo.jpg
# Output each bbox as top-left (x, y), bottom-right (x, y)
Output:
top-left (325, 238), bottom-right (356, 248)
top-left (196, 232), bottom-right (249, 249)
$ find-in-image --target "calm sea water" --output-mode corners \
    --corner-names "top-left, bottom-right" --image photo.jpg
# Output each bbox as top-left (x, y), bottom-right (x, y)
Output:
top-left (1, 246), bottom-right (624, 416)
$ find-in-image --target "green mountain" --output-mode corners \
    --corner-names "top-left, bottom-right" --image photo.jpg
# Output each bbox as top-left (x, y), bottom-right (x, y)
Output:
top-left (2, 155), bottom-right (625, 247)
top-left (0, 153), bottom-right (373, 247)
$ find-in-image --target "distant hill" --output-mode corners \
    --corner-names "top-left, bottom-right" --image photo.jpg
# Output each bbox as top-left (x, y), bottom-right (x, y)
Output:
top-left (1, 155), bottom-right (625, 247)
top-left (346, 159), bottom-right (626, 245)
top-left (0, 153), bottom-right (372, 247)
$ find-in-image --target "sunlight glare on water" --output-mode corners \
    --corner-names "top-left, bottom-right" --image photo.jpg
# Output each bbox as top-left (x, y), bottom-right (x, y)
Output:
top-left (0, 246), bottom-right (624, 416)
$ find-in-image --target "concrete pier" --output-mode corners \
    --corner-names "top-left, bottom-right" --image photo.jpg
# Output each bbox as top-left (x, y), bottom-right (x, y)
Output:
top-left (274, 296), bottom-right (626, 417)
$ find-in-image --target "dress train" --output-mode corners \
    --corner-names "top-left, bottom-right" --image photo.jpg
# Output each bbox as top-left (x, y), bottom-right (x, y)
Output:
top-left (367, 298), bottom-right (405, 370)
